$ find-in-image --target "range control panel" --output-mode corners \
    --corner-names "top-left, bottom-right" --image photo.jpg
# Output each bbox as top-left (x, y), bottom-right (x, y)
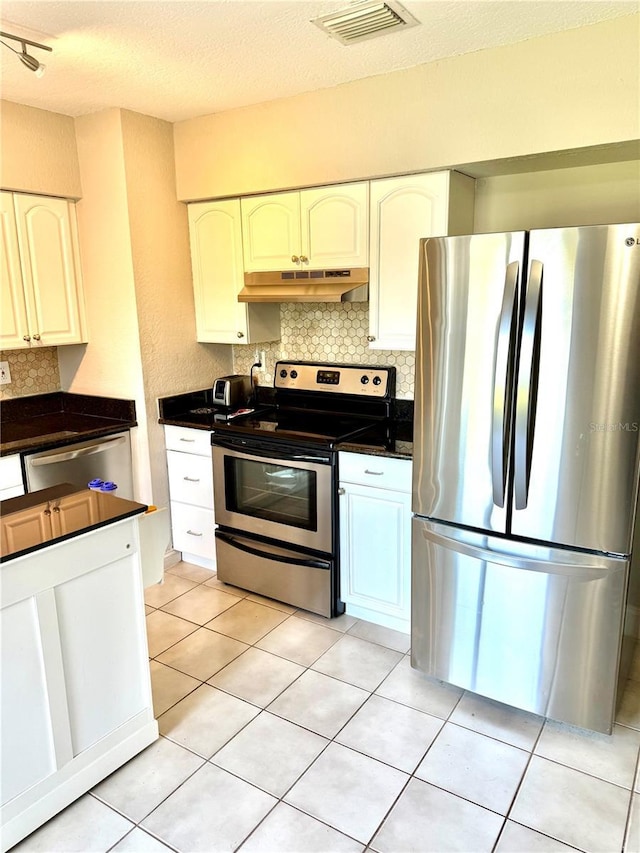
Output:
top-left (274, 361), bottom-right (395, 398)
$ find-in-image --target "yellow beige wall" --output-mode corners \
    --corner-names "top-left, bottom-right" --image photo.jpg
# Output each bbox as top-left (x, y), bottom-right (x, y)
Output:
top-left (0, 100), bottom-right (81, 197)
top-left (174, 16), bottom-right (639, 200)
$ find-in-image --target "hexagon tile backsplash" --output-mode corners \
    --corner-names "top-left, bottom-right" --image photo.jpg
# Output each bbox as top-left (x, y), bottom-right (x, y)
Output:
top-left (233, 303), bottom-right (415, 398)
top-left (0, 347), bottom-right (61, 400)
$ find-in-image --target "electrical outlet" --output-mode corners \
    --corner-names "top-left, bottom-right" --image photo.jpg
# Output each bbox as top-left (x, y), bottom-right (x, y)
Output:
top-left (0, 361), bottom-right (11, 385)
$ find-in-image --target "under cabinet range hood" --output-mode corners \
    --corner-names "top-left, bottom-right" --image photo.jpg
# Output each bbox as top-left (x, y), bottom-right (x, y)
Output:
top-left (238, 268), bottom-right (368, 303)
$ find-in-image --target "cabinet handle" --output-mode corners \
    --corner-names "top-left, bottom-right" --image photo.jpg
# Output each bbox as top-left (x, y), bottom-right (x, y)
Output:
top-left (291, 255), bottom-right (299, 264)
top-left (237, 331), bottom-right (245, 338)
top-left (364, 469), bottom-right (384, 476)
top-left (183, 476), bottom-right (200, 482)
top-left (32, 333), bottom-right (41, 341)
top-left (367, 335), bottom-right (376, 342)
top-left (52, 505), bottom-right (60, 512)
top-left (299, 255), bottom-right (308, 264)
top-left (186, 529), bottom-right (203, 536)
top-left (23, 334), bottom-right (31, 342)
top-left (44, 507), bottom-right (51, 516)
top-left (338, 487), bottom-right (345, 495)
top-left (179, 437), bottom-right (196, 442)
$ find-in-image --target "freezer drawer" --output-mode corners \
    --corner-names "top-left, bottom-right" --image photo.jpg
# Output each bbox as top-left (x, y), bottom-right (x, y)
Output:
top-left (411, 518), bottom-right (628, 733)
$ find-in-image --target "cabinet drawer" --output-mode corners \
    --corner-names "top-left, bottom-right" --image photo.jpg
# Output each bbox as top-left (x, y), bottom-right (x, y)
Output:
top-left (164, 425), bottom-right (212, 456)
top-left (339, 452), bottom-right (411, 493)
top-left (166, 451), bottom-right (213, 508)
top-left (170, 502), bottom-right (215, 560)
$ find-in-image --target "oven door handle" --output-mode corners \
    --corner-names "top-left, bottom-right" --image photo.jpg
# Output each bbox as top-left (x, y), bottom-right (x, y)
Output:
top-left (215, 530), bottom-right (331, 570)
top-left (212, 438), bottom-right (329, 465)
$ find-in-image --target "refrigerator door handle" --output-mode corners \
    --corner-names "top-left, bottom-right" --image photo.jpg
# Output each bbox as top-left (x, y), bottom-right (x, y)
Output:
top-left (514, 260), bottom-right (543, 510)
top-left (418, 523), bottom-right (620, 581)
top-left (491, 261), bottom-right (519, 507)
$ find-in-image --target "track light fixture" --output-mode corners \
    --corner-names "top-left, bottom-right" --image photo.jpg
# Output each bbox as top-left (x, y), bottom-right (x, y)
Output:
top-left (0, 30), bottom-right (52, 77)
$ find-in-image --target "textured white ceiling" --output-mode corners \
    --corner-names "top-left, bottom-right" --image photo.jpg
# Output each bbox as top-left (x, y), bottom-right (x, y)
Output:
top-left (0, 0), bottom-right (637, 122)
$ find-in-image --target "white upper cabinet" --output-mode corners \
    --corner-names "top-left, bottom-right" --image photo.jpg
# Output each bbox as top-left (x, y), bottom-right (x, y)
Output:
top-left (368, 171), bottom-right (475, 351)
top-left (1, 192), bottom-right (87, 350)
top-left (241, 183), bottom-right (369, 272)
top-left (187, 198), bottom-right (280, 344)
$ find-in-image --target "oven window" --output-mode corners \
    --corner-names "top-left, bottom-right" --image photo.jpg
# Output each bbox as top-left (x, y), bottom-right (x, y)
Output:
top-left (224, 457), bottom-right (318, 531)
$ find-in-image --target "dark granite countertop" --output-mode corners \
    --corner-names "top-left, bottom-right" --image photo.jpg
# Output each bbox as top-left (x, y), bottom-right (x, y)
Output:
top-left (1, 393), bottom-right (137, 457)
top-left (0, 483), bottom-right (147, 563)
top-left (158, 388), bottom-right (414, 458)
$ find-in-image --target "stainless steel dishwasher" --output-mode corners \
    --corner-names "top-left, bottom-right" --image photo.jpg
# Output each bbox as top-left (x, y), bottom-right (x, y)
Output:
top-left (23, 432), bottom-right (134, 499)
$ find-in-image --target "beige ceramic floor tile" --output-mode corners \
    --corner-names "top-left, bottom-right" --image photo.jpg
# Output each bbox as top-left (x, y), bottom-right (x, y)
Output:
top-left (311, 634), bottom-right (403, 691)
top-left (204, 576), bottom-right (248, 597)
top-left (212, 711), bottom-right (328, 796)
top-left (141, 763), bottom-right (276, 852)
top-left (375, 656), bottom-right (463, 719)
top-left (155, 626), bottom-right (248, 680)
top-left (626, 793), bottom-right (640, 853)
top-left (145, 609), bottom-right (198, 658)
top-left (158, 683), bottom-right (260, 758)
top-left (255, 615), bottom-right (342, 666)
top-left (145, 604), bottom-right (154, 615)
top-left (92, 736), bottom-right (204, 822)
top-left (144, 574), bottom-right (199, 608)
top-left (111, 827), bottom-right (176, 852)
top-left (285, 742), bottom-right (408, 843)
top-left (415, 722), bottom-right (530, 814)
top-left (495, 821), bottom-right (588, 852)
top-left (510, 754), bottom-right (631, 851)
top-left (268, 669), bottom-right (369, 738)
top-left (160, 584), bottom-right (239, 624)
top-left (208, 646), bottom-right (304, 707)
top-left (165, 561), bottom-right (216, 583)
top-left (149, 660), bottom-right (200, 717)
top-left (205, 598), bottom-right (289, 644)
top-left (450, 690), bottom-right (544, 751)
top-left (346, 620), bottom-right (411, 654)
top-left (335, 694), bottom-right (443, 773)
top-left (11, 793), bottom-right (133, 852)
top-left (535, 720), bottom-right (640, 788)
top-left (370, 777), bottom-right (503, 853)
top-left (239, 802), bottom-right (365, 852)
top-left (296, 610), bottom-right (360, 633)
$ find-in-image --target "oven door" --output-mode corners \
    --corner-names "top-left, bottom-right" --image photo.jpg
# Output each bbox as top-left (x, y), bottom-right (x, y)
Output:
top-left (212, 437), bottom-right (333, 553)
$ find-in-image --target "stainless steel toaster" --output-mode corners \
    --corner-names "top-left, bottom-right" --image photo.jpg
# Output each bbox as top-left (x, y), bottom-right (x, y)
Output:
top-left (212, 374), bottom-right (252, 408)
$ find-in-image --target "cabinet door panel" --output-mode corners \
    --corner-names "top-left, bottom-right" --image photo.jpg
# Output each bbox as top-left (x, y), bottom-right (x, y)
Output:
top-left (0, 597), bottom-right (57, 804)
top-left (55, 556), bottom-right (147, 755)
top-left (1, 192), bottom-right (29, 349)
top-left (13, 195), bottom-right (86, 347)
top-left (339, 484), bottom-right (411, 625)
top-left (1, 506), bottom-right (51, 557)
top-left (241, 193), bottom-right (300, 271)
top-left (170, 501), bottom-right (216, 560)
top-left (188, 199), bottom-right (247, 343)
top-left (301, 183), bottom-right (369, 268)
top-left (369, 173), bottom-right (450, 351)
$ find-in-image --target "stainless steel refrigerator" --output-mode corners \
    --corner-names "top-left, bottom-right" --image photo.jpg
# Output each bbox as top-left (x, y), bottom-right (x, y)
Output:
top-left (411, 223), bottom-right (640, 733)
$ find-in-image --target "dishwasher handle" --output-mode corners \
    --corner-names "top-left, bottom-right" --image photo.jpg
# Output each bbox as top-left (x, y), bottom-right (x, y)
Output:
top-left (29, 435), bottom-right (128, 466)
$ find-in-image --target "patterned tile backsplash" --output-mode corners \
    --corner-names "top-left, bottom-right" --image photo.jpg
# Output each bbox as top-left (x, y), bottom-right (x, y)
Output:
top-left (0, 347), bottom-right (61, 400)
top-left (0, 305), bottom-right (414, 403)
top-left (233, 303), bottom-right (415, 398)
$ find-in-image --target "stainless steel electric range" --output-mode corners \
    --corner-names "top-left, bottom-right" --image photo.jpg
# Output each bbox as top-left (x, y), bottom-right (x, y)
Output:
top-left (211, 361), bottom-right (396, 617)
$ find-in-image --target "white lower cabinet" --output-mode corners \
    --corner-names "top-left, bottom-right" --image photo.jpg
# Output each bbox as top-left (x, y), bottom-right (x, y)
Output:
top-left (164, 425), bottom-right (215, 570)
top-left (338, 452), bottom-right (412, 634)
top-left (0, 518), bottom-right (157, 851)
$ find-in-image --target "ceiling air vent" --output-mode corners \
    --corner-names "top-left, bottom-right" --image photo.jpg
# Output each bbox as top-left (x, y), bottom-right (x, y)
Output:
top-left (312, 1), bottom-right (420, 45)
